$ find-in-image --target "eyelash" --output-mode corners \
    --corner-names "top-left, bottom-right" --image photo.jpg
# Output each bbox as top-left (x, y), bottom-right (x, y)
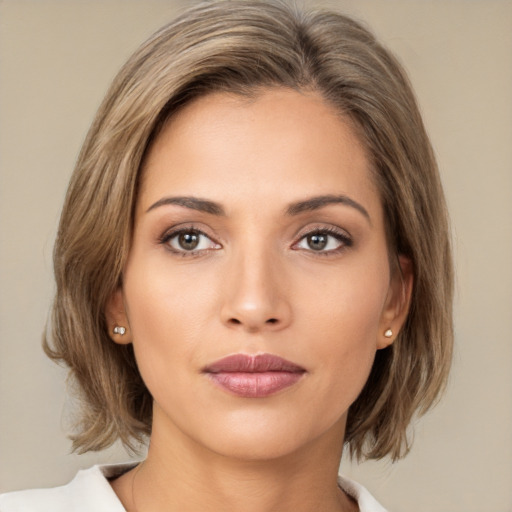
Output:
top-left (158, 225), bottom-right (353, 257)
top-left (293, 227), bottom-right (353, 256)
top-left (159, 226), bottom-right (219, 257)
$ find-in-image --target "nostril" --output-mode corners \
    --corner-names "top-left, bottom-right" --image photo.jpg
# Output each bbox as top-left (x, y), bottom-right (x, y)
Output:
top-left (224, 316), bottom-right (283, 329)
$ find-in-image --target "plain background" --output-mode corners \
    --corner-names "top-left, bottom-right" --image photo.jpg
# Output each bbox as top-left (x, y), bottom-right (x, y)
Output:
top-left (0, 1), bottom-right (511, 511)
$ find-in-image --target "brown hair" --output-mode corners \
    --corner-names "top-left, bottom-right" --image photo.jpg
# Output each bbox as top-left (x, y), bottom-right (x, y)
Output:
top-left (44, 0), bottom-right (453, 461)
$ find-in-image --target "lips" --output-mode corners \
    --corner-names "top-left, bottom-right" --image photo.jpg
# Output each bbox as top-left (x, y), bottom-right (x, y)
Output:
top-left (203, 353), bottom-right (306, 398)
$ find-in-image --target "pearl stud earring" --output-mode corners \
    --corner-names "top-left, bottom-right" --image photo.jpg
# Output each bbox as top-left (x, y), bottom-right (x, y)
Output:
top-left (113, 326), bottom-right (126, 336)
top-left (384, 328), bottom-right (393, 338)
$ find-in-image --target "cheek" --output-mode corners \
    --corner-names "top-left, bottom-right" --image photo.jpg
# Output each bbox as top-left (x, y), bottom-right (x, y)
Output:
top-left (121, 255), bottom-right (222, 389)
top-left (297, 253), bottom-right (389, 335)
top-left (124, 252), bottom-right (213, 333)
top-left (295, 257), bottom-right (390, 390)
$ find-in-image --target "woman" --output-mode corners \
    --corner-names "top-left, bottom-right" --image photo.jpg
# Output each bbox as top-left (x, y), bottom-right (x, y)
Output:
top-left (0, 1), bottom-right (453, 510)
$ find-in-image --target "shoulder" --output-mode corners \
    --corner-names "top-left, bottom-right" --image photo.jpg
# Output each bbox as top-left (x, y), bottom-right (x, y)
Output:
top-left (0, 463), bottom-right (136, 512)
top-left (338, 474), bottom-right (389, 512)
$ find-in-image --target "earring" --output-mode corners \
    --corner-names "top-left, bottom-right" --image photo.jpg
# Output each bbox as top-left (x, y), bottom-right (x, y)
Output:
top-left (384, 328), bottom-right (393, 338)
top-left (113, 326), bottom-right (126, 336)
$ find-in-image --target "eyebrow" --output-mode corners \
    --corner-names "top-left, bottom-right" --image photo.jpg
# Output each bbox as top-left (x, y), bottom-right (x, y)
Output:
top-left (146, 193), bottom-right (370, 223)
top-left (286, 194), bottom-right (371, 223)
top-left (146, 196), bottom-right (226, 215)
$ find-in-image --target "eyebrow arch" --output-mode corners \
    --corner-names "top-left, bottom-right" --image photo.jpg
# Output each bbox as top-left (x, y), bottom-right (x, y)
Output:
top-left (286, 194), bottom-right (371, 223)
top-left (146, 196), bottom-right (225, 216)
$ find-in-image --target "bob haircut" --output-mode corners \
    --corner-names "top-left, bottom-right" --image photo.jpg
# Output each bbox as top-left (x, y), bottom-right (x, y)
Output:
top-left (44, 0), bottom-right (453, 461)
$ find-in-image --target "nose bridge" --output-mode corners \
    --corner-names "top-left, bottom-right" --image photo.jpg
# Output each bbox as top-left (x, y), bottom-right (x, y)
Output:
top-left (221, 234), bottom-right (291, 332)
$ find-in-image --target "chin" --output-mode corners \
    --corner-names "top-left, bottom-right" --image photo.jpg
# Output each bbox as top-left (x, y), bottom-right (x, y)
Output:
top-left (207, 430), bottom-right (310, 462)
top-left (193, 409), bottom-right (345, 463)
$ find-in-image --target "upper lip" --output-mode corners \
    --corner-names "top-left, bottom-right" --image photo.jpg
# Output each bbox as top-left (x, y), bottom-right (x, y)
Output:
top-left (204, 353), bottom-right (306, 374)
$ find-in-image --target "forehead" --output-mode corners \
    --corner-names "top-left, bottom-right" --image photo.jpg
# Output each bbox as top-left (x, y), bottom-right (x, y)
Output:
top-left (138, 88), bottom-right (381, 219)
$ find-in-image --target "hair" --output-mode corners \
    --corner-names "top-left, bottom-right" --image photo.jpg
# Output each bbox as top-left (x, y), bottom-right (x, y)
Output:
top-left (44, 0), bottom-right (453, 461)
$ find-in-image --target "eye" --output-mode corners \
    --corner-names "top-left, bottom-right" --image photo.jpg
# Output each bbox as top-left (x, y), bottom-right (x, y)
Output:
top-left (294, 228), bottom-right (352, 253)
top-left (161, 228), bottom-right (221, 254)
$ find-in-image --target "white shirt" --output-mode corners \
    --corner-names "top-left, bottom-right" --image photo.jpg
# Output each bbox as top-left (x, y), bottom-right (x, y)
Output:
top-left (0, 463), bottom-right (388, 511)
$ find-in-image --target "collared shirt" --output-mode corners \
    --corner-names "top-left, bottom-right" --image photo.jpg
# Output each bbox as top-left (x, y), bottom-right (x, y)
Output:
top-left (0, 463), bottom-right (388, 511)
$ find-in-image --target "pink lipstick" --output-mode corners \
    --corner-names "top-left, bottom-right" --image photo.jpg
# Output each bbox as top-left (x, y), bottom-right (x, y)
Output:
top-left (204, 353), bottom-right (305, 398)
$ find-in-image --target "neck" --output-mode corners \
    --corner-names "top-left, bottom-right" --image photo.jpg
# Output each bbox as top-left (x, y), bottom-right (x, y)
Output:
top-left (113, 407), bottom-right (357, 512)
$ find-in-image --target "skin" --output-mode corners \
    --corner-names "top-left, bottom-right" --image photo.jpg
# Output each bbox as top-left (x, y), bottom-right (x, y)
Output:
top-left (107, 88), bottom-right (412, 512)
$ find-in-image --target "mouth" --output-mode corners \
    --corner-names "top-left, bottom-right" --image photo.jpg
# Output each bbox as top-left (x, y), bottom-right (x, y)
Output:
top-left (203, 353), bottom-right (306, 398)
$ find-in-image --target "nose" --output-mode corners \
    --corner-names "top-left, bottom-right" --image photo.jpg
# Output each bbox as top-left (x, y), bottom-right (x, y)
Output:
top-left (220, 246), bottom-right (292, 333)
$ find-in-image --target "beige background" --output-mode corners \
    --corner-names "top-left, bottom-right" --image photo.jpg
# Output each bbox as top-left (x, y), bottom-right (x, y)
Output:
top-left (1, 1), bottom-right (511, 511)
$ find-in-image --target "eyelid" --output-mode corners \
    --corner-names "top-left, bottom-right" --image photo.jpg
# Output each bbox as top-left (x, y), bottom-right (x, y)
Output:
top-left (292, 225), bottom-right (353, 254)
top-left (157, 222), bottom-right (352, 257)
top-left (159, 224), bottom-right (222, 255)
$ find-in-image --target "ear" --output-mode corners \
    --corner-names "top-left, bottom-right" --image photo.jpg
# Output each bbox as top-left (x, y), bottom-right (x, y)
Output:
top-left (105, 287), bottom-right (132, 345)
top-left (377, 255), bottom-right (414, 349)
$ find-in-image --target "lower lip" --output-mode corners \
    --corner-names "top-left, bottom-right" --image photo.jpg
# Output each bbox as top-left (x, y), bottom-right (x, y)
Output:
top-left (207, 371), bottom-right (304, 398)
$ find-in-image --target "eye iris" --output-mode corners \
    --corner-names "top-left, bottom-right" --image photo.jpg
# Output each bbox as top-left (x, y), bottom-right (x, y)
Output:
top-left (178, 232), bottom-right (200, 250)
top-left (308, 233), bottom-right (328, 250)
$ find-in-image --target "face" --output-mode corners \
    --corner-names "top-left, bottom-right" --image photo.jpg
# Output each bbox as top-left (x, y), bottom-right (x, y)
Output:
top-left (108, 88), bottom-right (411, 461)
